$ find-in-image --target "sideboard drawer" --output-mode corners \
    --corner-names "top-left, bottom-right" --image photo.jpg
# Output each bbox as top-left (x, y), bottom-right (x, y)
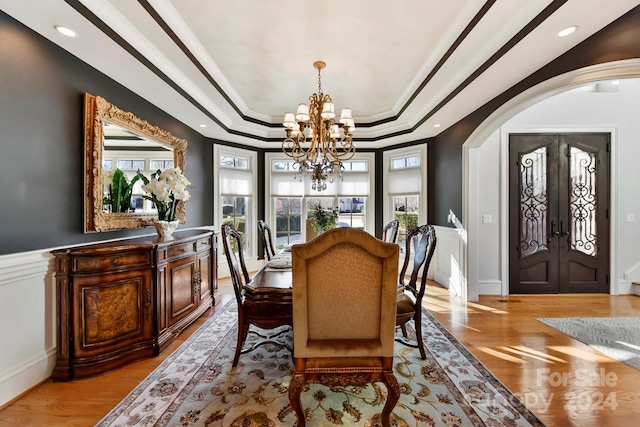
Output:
top-left (196, 237), bottom-right (211, 251)
top-left (73, 251), bottom-right (151, 272)
top-left (167, 243), bottom-right (194, 258)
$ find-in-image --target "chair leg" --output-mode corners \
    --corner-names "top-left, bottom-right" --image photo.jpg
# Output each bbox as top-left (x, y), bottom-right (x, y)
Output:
top-left (381, 371), bottom-right (400, 427)
top-left (289, 373), bottom-right (306, 426)
top-left (400, 323), bottom-right (408, 338)
top-left (232, 316), bottom-right (248, 367)
top-left (414, 312), bottom-right (426, 360)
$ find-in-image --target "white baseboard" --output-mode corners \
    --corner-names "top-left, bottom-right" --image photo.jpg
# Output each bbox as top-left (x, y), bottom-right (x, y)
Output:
top-left (478, 280), bottom-right (502, 295)
top-left (0, 349), bottom-right (56, 407)
top-left (0, 249), bottom-right (56, 407)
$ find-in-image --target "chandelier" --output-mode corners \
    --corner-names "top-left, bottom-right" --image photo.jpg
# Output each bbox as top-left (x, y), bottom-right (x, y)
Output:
top-left (282, 61), bottom-right (356, 191)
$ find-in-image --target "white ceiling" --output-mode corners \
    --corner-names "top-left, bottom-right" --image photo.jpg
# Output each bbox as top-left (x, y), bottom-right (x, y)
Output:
top-left (2, 0), bottom-right (639, 148)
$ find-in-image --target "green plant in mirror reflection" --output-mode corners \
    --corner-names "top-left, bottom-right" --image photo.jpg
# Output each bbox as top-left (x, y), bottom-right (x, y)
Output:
top-left (103, 168), bottom-right (146, 213)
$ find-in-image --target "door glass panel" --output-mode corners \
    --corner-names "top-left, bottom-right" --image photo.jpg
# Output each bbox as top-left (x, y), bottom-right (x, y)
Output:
top-left (570, 147), bottom-right (597, 256)
top-left (519, 148), bottom-right (548, 257)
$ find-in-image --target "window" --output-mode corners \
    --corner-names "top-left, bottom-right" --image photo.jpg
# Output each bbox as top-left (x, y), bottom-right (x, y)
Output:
top-left (221, 196), bottom-right (249, 245)
top-left (150, 159), bottom-right (174, 170)
top-left (103, 158), bottom-right (113, 170)
top-left (275, 197), bottom-right (302, 246)
top-left (267, 153), bottom-right (375, 240)
top-left (273, 160), bottom-right (298, 171)
top-left (118, 159), bottom-right (145, 171)
top-left (216, 147), bottom-right (256, 255)
top-left (342, 160), bottom-right (368, 172)
top-left (338, 197), bottom-right (366, 229)
top-left (220, 155), bottom-right (249, 169)
top-left (384, 146), bottom-right (426, 247)
top-left (393, 195), bottom-right (419, 246)
top-left (391, 154), bottom-right (420, 169)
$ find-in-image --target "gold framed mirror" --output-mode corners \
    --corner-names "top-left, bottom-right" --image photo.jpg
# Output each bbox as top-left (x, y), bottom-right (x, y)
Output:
top-left (83, 93), bottom-right (187, 232)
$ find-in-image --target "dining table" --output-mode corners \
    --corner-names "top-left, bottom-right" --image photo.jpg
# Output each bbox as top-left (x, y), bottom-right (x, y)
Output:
top-left (243, 253), bottom-right (293, 308)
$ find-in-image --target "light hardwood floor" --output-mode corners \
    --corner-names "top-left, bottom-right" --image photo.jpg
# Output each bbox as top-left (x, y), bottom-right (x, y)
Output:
top-left (1, 278), bottom-right (640, 426)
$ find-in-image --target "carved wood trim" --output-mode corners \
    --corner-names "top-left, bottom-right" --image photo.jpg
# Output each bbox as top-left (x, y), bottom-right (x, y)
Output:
top-left (83, 93), bottom-right (188, 232)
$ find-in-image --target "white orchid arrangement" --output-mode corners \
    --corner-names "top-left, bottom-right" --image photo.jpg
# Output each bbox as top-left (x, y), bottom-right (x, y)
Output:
top-left (141, 167), bottom-right (192, 221)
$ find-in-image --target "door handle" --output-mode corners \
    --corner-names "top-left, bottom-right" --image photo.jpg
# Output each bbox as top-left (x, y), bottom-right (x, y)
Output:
top-left (560, 219), bottom-right (569, 237)
top-left (551, 219), bottom-right (560, 236)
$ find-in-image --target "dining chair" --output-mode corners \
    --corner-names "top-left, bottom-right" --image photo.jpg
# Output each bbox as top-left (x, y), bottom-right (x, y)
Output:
top-left (396, 224), bottom-right (437, 360)
top-left (221, 224), bottom-right (292, 367)
top-left (382, 219), bottom-right (400, 243)
top-left (289, 228), bottom-right (401, 427)
top-left (257, 219), bottom-right (277, 260)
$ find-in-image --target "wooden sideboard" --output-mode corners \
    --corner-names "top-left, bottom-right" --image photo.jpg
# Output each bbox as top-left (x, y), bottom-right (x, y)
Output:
top-left (51, 228), bottom-right (219, 381)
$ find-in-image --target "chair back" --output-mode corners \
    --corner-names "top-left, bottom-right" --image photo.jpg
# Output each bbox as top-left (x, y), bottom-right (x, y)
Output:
top-left (291, 227), bottom-right (400, 358)
top-left (382, 219), bottom-right (399, 243)
top-left (399, 224), bottom-right (437, 302)
top-left (258, 220), bottom-right (277, 260)
top-left (221, 224), bottom-right (250, 305)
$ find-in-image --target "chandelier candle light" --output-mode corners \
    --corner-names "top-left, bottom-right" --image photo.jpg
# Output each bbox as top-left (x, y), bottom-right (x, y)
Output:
top-left (282, 61), bottom-right (356, 191)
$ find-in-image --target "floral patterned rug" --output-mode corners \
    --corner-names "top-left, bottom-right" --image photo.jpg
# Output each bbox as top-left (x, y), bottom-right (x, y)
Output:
top-left (97, 300), bottom-right (544, 426)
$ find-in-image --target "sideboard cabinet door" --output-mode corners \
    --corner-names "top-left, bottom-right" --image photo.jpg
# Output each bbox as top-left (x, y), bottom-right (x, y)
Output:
top-left (166, 255), bottom-right (198, 328)
top-left (72, 269), bottom-right (154, 373)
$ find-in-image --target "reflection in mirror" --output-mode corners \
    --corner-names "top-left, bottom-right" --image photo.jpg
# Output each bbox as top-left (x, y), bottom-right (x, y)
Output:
top-left (102, 122), bottom-right (174, 214)
top-left (84, 93), bottom-right (187, 232)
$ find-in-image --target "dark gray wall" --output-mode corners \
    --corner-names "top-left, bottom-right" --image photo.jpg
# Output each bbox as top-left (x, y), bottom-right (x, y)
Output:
top-left (428, 5), bottom-right (640, 225)
top-left (2, 5), bottom-right (639, 253)
top-left (0, 11), bottom-right (213, 254)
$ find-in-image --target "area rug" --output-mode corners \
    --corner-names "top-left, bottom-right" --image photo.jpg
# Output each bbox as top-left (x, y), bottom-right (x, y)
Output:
top-left (97, 300), bottom-right (544, 426)
top-left (538, 316), bottom-right (640, 372)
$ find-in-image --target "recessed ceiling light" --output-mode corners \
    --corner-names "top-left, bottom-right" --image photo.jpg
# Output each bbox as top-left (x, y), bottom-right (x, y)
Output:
top-left (54, 25), bottom-right (77, 37)
top-left (558, 26), bottom-right (577, 37)
top-left (433, 123), bottom-right (441, 128)
top-left (199, 124), bottom-right (207, 128)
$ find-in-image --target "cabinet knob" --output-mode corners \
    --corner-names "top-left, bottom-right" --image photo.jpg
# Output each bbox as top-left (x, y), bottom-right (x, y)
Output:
top-left (111, 258), bottom-right (119, 266)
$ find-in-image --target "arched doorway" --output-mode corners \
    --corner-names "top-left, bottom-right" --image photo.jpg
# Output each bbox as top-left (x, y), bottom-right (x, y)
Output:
top-left (462, 59), bottom-right (640, 301)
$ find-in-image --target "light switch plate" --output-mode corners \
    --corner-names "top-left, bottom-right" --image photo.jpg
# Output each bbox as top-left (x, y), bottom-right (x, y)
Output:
top-left (483, 214), bottom-right (492, 224)
top-left (627, 213), bottom-right (636, 223)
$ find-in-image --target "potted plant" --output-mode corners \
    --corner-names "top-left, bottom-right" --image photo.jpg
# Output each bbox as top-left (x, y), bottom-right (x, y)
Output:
top-left (310, 202), bottom-right (338, 234)
top-left (141, 167), bottom-right (192, 236)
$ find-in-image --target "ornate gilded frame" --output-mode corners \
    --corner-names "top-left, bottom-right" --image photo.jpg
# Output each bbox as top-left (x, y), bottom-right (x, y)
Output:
top-left (83, 93), bottom-right (188, 232)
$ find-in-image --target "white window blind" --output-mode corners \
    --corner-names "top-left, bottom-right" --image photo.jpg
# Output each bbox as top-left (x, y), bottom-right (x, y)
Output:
top-left (388, 168), bottom-right (421, 195)
top-left (338, 172), bottom-right (369, 195)
top-left (270, 173), bottom-right (305, 195)
top-left (220, 168), bottom-right (253, 195)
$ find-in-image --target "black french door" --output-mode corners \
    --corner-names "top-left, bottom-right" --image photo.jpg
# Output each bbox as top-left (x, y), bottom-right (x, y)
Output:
top-left (509, 133), bottom-right (610, 294)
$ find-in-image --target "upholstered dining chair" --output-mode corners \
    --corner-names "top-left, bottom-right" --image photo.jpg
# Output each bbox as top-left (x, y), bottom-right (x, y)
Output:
top-left (382, 219), bottom-right (400, 243)
top-left (221, 224), bottom-right (292, 367)
top-left (396, 224), bottom-right (437, 360)
top-left (257, 220), bottom-right (277, 260)
top-left (289, 228), bottom-right (401, 427)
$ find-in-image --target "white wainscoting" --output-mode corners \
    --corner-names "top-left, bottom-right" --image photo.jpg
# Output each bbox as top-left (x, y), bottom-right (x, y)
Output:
top-left (432, 225), bottom-right (465, 299)
top-left (0, 249), bottom-right (57, 407)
